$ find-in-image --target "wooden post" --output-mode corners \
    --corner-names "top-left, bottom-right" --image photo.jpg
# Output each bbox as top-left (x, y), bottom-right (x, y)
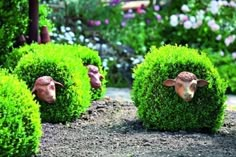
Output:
top-left (28, 0), bottom-right (39, 43)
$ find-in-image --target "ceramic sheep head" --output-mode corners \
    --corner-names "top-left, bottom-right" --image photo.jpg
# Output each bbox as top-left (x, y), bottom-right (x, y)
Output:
top-left (32, 76), bottom-right (63, 104)
top-left (87, 65), bottom-right (104, 89)
top-left (163, 71), bottom-right (208, 102)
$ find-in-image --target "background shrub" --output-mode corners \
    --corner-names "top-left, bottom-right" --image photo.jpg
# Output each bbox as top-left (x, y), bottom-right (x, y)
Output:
top-left (5, 43), bottom-right (106, 100)
top-left (14, 46), bottom-right (91, 123)
top-left (0, 0), bottom-right (28, 63)
top-left (132, 45), bottom-right (227, 132)
top-left (0, 69), bottom-right (42, 156)
top-left (43, 0), bottom-right (236, 88)
top-left (0, 0), bottom-right (53, 64)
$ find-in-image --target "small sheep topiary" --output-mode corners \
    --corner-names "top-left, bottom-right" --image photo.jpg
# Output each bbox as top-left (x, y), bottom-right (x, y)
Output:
top-left (5, 43), bottom-right (106, 100)
top-left (14, 48), bottom-right (91, 123)
top-left (0, 69), bottom-right (42, 156)
top-left (132, 45), bottom-right (227, 132)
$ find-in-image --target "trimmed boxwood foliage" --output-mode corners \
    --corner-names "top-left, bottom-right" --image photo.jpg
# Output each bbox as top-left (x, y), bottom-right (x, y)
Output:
top-left (0, 0), bottom-right (28, 63)
top-left (132, 45), bottom-right (227, 132)
top-left (5, 43), bottom-right (106, 100)
top-left (0, 69), bottom-right (42, 156)
top-left (14, 48), bottom-right (91, 123)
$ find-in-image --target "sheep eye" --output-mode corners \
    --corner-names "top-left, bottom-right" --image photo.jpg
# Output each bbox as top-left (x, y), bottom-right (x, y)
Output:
top-left (176, 83), bottom-right (182, 88)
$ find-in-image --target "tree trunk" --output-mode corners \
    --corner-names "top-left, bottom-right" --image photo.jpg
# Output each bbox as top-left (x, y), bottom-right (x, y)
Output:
top-left (28, 0), bottom-right (39, 43)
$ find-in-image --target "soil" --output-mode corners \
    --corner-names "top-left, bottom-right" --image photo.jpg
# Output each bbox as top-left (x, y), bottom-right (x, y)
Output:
top-left (36, 98), bottom-right (236, 157)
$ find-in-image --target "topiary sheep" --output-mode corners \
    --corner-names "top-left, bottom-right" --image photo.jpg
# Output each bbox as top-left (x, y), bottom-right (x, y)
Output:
top-left (0, 69), bottom-right (42, 156)
top-left (4, 43), bottom-right (106, 100)
top-left (14, 48), bottom-right (91, 123)
top-left (32, 76), bottom-right (64, 104)
top-left (132, 45), bottom-right (227, 132)
top-left (163, 71), bottom-right (208, 102)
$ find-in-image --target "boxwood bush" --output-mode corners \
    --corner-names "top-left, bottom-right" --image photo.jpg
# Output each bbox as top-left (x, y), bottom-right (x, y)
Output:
top-left (5, 43), bottom-right (106, 100)
top-left (132, 45), bottom-right (227, 132)
top-left (0, 0), bottom-right (53, 64)
top-left (13, 47), bottom-right (91, 123)
top-left (0, 69), bottom-right (42, 156)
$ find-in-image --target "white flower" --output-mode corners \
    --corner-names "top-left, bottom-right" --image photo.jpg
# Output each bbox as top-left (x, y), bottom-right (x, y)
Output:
top-left (87, 42), bottom-right (93, 48)
top-left (116, 64), bottom-right (122, 68)
top-left (85, 38), bottom-right (89, 43)
top-left (220, 51), bottom-right (224, 56)
top-left (101, 44), bottom-right (108, 50)
top-left (192, 20), bottom-right (202, 29)
top-left (216, 35), bottom-right (222, 40)
top-left (69, 32), bottom-right (75, 37)
top-left (196, 10), bottom-right (205, 20)
top-left (230, 1), bottom-right (236, 8)
top-left (170, 15), bottom-right (179, 27)
top-left (109, 57), bottom-right (114, 61)
top-left (60, 26), bottom-right (66, 33)
top-left (224, 35), bottom-right (236, 46)
top-left (232, 52), bottom-right (236, 59)
top-left (183, 21), bottom-right (192, 29)
top-left (181, 4), bottom-right (190, 12)
top-left (189, 16), bottom-right (196, 23)
top-left (66, 27), bottom-right (71, 31)
top-left (208, 0), bottom-right (219, 14)
top-left (218, 0), bottom-right (228, 6)
top-left (79, 35), bottom-right (84, 42)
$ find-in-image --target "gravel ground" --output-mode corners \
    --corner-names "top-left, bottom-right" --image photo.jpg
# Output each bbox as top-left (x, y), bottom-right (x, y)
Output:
top-left (36, 96), bottom-right (236, 157)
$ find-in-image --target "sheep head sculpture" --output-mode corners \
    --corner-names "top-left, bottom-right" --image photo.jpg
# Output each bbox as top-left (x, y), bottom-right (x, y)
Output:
top-left (87, 65), bottom-right (103, 89)
top-left (32, 76), bottom-right (64, 104)
top-left (163, 71), bottom-right (208, 102)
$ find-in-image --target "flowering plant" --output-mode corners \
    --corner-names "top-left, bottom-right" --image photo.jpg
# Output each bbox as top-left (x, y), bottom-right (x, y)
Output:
top-left (162, 0), bottom-right (236, 55)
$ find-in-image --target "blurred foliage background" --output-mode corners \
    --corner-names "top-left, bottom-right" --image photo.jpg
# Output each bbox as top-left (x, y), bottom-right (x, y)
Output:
top-left (1, 0), bottom-right (236, 92)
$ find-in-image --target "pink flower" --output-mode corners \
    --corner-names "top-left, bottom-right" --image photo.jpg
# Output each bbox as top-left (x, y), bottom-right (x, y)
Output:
top-left (94, 20), bottom-right (101, 26)
top-left (224, 35), bottom-right (236, 46)
top-left (136, 4), bottom-right (146, 14)
top-left (104, 19), bottom-right (109, 25)
top-left (154, 5), bottom-right (160, 11)
top-left (207, 20), bottom-right (220, 32)
top-left (121, 21), bottom-right (126, 27)
top-left (156, 14), bottom-right (162, 21)
top-left (179, 14), bottom-right (188, 23)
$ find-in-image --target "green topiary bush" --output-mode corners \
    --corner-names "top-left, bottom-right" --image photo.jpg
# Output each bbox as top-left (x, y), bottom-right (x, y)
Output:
top-left (132, 45), bottom-right (227, 132)
top-left (0, 0), bottom-right (28, 63)
top-left (0, 69), bottom-right (42, 156)
top-left (5, 43), bottom-right (106, 100)
top-left (13, 46), bottom-right (91, 123)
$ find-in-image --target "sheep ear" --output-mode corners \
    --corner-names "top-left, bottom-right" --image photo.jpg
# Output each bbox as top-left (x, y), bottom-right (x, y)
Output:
top-left (54, 81), bottom-right (64, 87)
top-left (163, 79), bottom-right (176, 87)
top-left (197, 79), bottom-right (208, 87)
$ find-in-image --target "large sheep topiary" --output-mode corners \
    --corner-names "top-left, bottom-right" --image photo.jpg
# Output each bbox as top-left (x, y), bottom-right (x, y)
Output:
top-left (0, 69), bottom-right (42, 156)
top-left (13, 47), bottom-right (91, 123)
top-left (132, 45), bottom-right (227, 132)
top-left (4, 43), bottom-right (106, 100)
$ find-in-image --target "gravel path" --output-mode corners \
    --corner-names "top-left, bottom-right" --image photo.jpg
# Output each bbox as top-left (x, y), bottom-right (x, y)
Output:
top-left (36, 90), bottom-right (236, 157)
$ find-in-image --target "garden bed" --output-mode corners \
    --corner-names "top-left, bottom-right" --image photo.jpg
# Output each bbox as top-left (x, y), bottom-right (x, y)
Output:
top-left (37, 98), bottom-right (236, 157)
